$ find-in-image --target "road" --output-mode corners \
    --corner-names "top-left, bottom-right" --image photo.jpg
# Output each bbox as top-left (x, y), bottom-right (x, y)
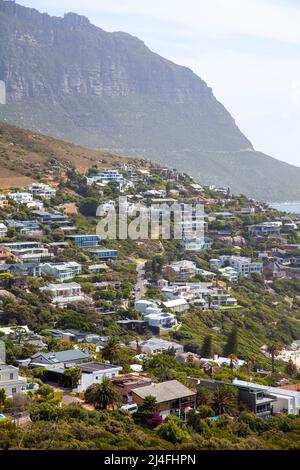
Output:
top-left (135, 261), bottom-right (146, 301)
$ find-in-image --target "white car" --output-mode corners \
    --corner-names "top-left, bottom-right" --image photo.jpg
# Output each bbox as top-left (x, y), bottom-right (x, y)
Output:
top-left (120, 403), bottom-right (138, 414)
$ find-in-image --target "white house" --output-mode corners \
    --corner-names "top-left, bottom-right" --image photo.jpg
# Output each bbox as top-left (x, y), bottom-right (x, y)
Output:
top-left (233, 379), bottom-right (300, 415)
top-left (40, 262), bottom-right (82, 281)
top-left (163, 298), bottom-right (189, 313)
top-left (26, 183), bottom-right (56, 199)
top-left (39, 282), bottom-right (90, 307)
top-left (0, 364), bottom-right (38, 397)
top-left (8, 192), bottom-right (33, 204)
top-left (164, 260), bottom-right (199, 279)
top-left (218, 266), bottom-right (239, 283)
top-left (217, 255), bottom-right (263, 279)
top-left (129, 338), bottom-right (184, 354)
top-left (86, 169), bottom-right (124, 186)
top-left (144, 311), bottom-right (178, 330)
top-left (75, 362), bottom-right (122, 393)
top-left (134, 300), bottom-right (158, 314)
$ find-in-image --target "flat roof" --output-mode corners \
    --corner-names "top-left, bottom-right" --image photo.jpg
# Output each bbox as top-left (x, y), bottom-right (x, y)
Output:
top-left (79, 362), bottom-right (121, 373)
top-left (233, 379), bottom-right (300, 398)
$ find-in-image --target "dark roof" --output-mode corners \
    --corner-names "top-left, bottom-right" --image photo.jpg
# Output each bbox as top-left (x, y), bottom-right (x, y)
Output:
top-left (79, 362), bottom-right (121, 373)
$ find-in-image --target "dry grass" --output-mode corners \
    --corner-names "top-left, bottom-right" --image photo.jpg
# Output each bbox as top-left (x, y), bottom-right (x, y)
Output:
top-left (0, 121), bottom-right (145, 187)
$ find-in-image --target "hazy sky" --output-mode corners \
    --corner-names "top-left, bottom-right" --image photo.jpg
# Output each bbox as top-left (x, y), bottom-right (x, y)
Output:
top-left (16, 0), bottom-right (300, 167)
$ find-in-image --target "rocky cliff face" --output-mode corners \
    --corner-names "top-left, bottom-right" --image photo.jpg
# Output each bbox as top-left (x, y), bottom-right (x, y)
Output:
top-left (0, 0), bottom-right (251, 151)
top-left (0, 1), bottom-right (299, 201)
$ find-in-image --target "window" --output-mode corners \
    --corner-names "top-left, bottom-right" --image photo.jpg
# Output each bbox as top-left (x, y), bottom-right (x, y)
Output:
top-left (10, 373), bottom-right (13, 380)
top-left (12, 388), bottom-right (17, 394)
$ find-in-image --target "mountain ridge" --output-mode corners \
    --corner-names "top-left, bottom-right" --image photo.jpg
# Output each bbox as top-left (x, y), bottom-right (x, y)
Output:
top-left (0, 0), bottom-right (299, 201)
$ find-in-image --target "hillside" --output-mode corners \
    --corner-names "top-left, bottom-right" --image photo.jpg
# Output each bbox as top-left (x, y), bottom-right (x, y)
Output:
top-left (0, 0), bottom-right (299, 201)
top-left (0, 121), bottom-right (131, 188)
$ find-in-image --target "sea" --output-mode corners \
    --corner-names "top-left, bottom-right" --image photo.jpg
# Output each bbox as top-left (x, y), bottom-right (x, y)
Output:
top-left (269, 202), bottom-right (300, 214)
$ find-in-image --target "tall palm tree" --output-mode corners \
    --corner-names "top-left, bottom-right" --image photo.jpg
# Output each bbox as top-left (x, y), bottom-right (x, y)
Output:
top-left (267, 343), bottom-right (280, 373)
top-left (102, 338), bottom-right (120, 363)
top-left (85, 377), bottom-right (119, 410)
top-left (212, 385), bottom-right (238, 416)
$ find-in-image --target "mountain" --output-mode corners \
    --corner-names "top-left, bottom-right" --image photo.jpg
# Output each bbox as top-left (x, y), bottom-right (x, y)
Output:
top-left (0, 0), bottom-right (299, 201)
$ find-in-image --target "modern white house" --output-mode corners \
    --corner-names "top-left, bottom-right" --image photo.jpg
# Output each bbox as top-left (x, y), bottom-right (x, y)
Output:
top-left (228, 256), bottom-right (263, 278)
top-left (75, 362), bottom-right (122, 393)
top-left (86, 169), bottom-right (124, 185)
top-left (40, 262), bottom-right (82, 281)
top-left (164, 260), bottom-right (199, 279)
top-left (215, 255), bottom-right (263, 279)
top-left (134, 300), bottom-right (178, 331)
top-left (0, 364), bottom-right (38, 397)
top-left (248, 222), bottom-right (282, 237)
top-left (233, 379), bottom-right (300, 415)
top-left (162, 298), bottom-right (189, 313)
top-left (218, 266), bottom-right (239, 283)
top-left (144, 311), bottom-right (178, 330)
top-left (183, 238), bottom-right (212, 252)
top-left (39, 282), bottom-right (91, 307)
top-left (129, 338), bottom-right (184, 354)
top-left (210, 294), bottom-right (238, 309)
top-left (8, 192), bottom-right (33, 204)
top-left (26, 183), bottom-right (56, 199)
top-left (134, 300), bottom-right (158, 314)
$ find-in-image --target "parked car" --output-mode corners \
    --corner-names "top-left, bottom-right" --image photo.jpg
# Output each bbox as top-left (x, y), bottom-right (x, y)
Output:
top-left (120, 403), bottom-right (138, 414)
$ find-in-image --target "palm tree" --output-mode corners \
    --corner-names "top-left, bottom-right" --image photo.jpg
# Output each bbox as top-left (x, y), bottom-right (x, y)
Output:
top-left (140, 395), bottom-right (159, 413)
top-left (267, 343), bottom-right (280, 373)
top-left (102, 338), bottom-right (120, 363)
top-left (85, 377), bottom-right (119, 410)
top-left (212, 385), bottom-right (238, 416)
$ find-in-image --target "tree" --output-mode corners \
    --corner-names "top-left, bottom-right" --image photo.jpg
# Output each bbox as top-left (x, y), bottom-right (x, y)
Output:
top-left (285, 358), bottom-right (297, 378)
top-left (196, 387), bottom-right (212, 407)
top-left (157, 415), bottom-right (189, 444)
top-left (201, 335), bottom-right (213, 358)
top-left (36, 384), bottom-right (55, 400)
top-left (30, 402), bottom-right (61, 422)
top-left (197, 405), bottom-right (214, 419)
top-left (139, 395), bottom-right (159, 413)
top-left (267, 343), bottom-right (280, 374)
top-left (5, 393), bottom-right (30, 424)
top-left (212, 385), bottom-right (238, 416)
top-left (79, 197), bottom-right (99, 217)
top-left (0, 388), bottom-right (6, 410)
top-left (84, 377), bottom-right (119, 410)
top-left (102, 338), bottom-right (120, 363)
top-left (223, 326), bottom-right (238, 356)
top-left (55, 339), bottom-right (74, 352)
top-left (64, 367), bottom-right (81, 388)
